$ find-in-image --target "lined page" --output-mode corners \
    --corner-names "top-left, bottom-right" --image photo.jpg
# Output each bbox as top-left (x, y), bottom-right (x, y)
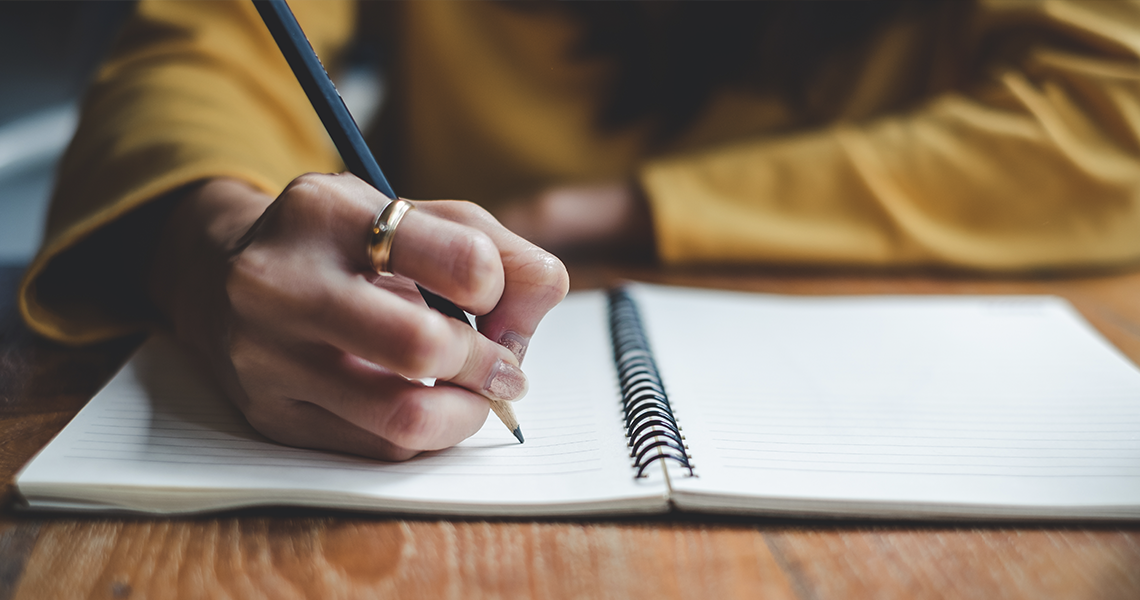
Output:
top-left (634, 285), bottom-right (1140, 519)
top-left (17, 293), bottom-right (666, 516)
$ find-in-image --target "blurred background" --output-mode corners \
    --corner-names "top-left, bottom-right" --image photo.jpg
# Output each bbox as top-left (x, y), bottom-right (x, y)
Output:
top-left (0, 1), bottom-right (382, 323)
top-left (0, 1), bottom-right (135, 265)
top-left (0, 1), bottom-right (135, 324)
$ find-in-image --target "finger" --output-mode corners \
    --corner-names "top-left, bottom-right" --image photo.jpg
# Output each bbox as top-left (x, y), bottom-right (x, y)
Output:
top-left (279, 174), bottom-right (563, 352)
top-left (230, 237), bottom-right (528, 401)
top-left (477, 245), bottom-right (569, 363)
top-left (252, 400), bottom-right (422, 462)
top-left (297, 280), bottom-right (529, 401)
top-left (293, 174), bottom-right (508, 314)
top-left (419, 202), bottom-right (570, 363)
top-left (233, 173), bottom-right (543, 392)
top-left (236, 342), bottom-right (491, 452)
top-left (387, 208), bottom-right (505, 315)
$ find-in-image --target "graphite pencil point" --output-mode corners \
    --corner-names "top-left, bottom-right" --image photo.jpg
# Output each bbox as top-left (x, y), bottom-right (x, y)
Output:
top-left (489, 400), bottom-right (522, 443)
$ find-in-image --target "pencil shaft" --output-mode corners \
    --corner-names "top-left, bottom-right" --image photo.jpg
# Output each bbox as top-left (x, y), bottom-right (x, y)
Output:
top-left (253, 0), bottom-right (521, 441)
top-left (253, 0), bottom-right (394, 198)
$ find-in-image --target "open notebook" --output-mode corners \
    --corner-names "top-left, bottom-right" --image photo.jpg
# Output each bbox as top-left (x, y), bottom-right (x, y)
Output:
top-left (15, 284), bottom-right (1140, 519)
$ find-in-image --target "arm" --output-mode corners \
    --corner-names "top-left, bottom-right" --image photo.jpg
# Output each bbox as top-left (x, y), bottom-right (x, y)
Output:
top-left (504, 0), bottom-right (1140, 272)
top-left (21, 0), bottom-right (569, 459)
top-left (151, 175), bottom-right (567, 459)
top-left (22, 0), bottom-right (350, 343)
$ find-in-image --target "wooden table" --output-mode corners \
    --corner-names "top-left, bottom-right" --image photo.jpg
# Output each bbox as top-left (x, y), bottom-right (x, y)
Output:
top-left (1, 263), bottom-right (1139, 599)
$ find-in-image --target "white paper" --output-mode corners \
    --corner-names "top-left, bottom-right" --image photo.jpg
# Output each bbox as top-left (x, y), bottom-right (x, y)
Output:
top-left (17, 293), bottom-right (667, 515)
top-left (634, 285), bottom-right (1140, 519)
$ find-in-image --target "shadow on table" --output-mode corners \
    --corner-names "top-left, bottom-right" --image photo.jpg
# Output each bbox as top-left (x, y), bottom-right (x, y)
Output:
top-left (0, 264), bottom-right (23, 336)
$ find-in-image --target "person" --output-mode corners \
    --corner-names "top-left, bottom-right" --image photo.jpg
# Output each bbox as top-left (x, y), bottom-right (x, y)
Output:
top-left (18, 0), bottom-right (1140, 460)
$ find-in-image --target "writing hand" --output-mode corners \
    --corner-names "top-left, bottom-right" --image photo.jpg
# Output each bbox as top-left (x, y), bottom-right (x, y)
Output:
top-left (149, 174), bottom-right (569, 460)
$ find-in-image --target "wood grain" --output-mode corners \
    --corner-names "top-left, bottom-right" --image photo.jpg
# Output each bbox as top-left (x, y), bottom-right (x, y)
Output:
top-left (767, 527), bottom-right (1140, 600)
top-left (13, 520), bottom-right (797, 599)
top-left (3, 265), bottom-right (1140, 599)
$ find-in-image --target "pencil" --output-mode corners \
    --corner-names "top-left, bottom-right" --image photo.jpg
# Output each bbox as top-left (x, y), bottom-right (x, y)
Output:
top-left (253, 0), bottom-right (524, 444)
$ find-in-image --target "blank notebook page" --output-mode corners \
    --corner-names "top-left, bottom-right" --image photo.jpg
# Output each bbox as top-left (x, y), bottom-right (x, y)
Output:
top-left (17, 293), bottom-right (664, 515)
top-left (634, 285), bottom-right (1140, 519)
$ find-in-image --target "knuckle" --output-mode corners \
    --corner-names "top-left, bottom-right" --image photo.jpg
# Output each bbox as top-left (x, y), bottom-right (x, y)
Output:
top-left (278, 173), bottom-right (335, 226)
top-left (434, 199), bottom-right (494, 224)
top-left (236, 388), bottom-right (287, 438)
top-left (226, 246), bottom-right (328, 325)
top-left (383, 395), bottom-right (438, 448)
top-left (224, 254), bottom-right (263, 316)
top-left (227, 334), bottom-right (255, 376)
top-left (226, 338), bottom-right (275, 401)
top-left (242, 402), bottom-right (276, 437)
top-left (284, 172), bottom-right (326, 196)
top-left (225, 250), bottom-right (296, 321)
top-left (393, 316), bottom-right (452, 377)
top-left (450, 199), bottom-right (486, 216)
top-left (447, 231), bottom-right (501, 299)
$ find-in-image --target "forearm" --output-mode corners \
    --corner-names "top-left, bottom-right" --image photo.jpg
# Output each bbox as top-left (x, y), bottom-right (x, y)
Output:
top-left (641, 94), bottom-right (1140, 271)
top-left (628, 0), bottom-right (1140, 271)
top-left (21, 0), bottom-right (350, 344)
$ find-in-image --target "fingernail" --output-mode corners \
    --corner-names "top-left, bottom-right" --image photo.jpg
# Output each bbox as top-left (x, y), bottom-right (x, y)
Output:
top-left (484, 360), bottom-right (528, 401)
top-left (499, 331), bottom-right (530, 363)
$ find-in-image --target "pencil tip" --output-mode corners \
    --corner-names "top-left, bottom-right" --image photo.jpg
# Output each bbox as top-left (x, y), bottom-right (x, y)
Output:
top-left (512, 426), bottom-right (524, 444)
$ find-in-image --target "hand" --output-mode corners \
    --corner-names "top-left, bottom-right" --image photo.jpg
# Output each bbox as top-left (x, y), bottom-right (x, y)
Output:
top-left (495, 181), bottom-right (656, 261)
top-left (148, 174), bottom-right (569, 460)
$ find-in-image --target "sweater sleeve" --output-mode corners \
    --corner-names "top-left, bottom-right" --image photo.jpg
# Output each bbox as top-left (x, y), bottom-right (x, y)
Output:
top-left (641, 0), bottom-right (1140, 271)
top-left (19, 0), bottom-right (352, 344)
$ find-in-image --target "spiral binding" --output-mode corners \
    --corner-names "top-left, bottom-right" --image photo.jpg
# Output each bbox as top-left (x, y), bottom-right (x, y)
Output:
top-left (608, 288), bottom-right (695, 478)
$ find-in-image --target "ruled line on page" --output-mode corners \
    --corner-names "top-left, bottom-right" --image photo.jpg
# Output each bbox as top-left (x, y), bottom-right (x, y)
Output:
top-left (716, 454), bottom-right (1140, 468)
top-left (706, 439), bottom-right (1140, 450)
top-left (63, 411), bottom-right (609, 476)
top-left (700, 407), bottom-right (1140, 423)
top-left (56, 454), bottom-right (603, 477)
top-left (699, 398), bottom-right (1140, 479)
top-left (63, 387), bottom-right (612, 477)
top-left (700, 407), bottom-right (1140, 420)
top-left (70, 439), bottom-right (602, 459)
top-left (75, 431), bottom-right (602, 451)
top-left (704, 398), bottom-right (1140, 409)
top-left (706, 430), bottom-right (1140, 441)
top-left (714, 445), bottom-right (1140, 458)
top-left (59, 446), bottom-right (608, 476)
top-left (62, 448), bottom-right (604, 468)
top-left (717, 464), bottom-right (1140, 478)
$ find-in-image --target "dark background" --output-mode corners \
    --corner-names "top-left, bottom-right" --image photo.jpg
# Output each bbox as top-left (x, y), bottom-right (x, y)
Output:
top-left (0, 2), bottom-right (132, 122)
top-left (0, 1), bottom-right (134, 267)
top-left (0, 1), bottom-right (135, 321)
top-left (0, 0), bottom-right (386, 325)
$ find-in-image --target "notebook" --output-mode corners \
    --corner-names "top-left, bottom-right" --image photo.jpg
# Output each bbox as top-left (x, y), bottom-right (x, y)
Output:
top-left (15, 284), bottom-right (1140, 519)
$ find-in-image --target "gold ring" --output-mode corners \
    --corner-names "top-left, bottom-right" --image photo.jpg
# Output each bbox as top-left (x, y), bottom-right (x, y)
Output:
top-left (369, 199), bottom-right (415, 276)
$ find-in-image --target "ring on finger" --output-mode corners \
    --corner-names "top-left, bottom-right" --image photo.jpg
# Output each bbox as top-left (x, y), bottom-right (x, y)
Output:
top-left (369, 199), bottom-right (415, 276)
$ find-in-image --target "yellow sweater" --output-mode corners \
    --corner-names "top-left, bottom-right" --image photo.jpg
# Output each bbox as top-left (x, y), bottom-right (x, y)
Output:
top-left (20, 0), bottom-right (1140, 344)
